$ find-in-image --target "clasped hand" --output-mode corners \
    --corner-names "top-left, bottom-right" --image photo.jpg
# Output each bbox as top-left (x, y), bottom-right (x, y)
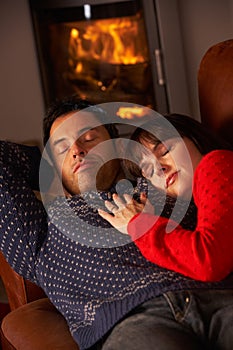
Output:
top-left (98, 193), bottom-right (154, 234)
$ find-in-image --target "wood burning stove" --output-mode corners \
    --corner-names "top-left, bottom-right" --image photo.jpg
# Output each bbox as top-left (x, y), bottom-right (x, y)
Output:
top-left (29, 0), bottom-right (169, 114)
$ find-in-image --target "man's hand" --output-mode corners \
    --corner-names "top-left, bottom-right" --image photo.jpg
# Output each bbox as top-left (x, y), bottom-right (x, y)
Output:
top-left (98, 193), bottom-right (154, 234)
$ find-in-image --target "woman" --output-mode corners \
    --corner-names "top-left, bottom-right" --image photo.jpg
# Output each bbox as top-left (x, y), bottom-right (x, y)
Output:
top-left (98, 113), bottom-right (233, 282)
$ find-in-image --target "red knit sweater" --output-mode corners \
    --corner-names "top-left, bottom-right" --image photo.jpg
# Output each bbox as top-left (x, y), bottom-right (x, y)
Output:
top-left (128, 150), bottom-right (233, 282)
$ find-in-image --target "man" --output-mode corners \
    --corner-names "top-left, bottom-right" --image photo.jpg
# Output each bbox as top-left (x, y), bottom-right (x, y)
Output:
top-left (1, 97), bottom-right (233, 350)
top-left (43, 99), bottom-right (124, 196)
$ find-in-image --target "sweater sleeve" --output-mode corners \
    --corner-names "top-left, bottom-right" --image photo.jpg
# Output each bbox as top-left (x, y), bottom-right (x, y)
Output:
top-left (128, 150), bottom-right (233, 282)
top-left (0, 141), bottom-right (47, 282)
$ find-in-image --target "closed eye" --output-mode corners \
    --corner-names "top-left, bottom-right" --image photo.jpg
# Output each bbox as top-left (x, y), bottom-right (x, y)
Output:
top-left (53, 141), bottom-right (70, 155)
top-left (58, 147), bottom-right (69, 154)
top-left (161, 148), bottom-right (170, 156)
top-left (156, 143), bottom-right (171, 158)
top-left (79, 130), bottom-right (99, 143)
top-left (84, 137), bottom-right (97, 143)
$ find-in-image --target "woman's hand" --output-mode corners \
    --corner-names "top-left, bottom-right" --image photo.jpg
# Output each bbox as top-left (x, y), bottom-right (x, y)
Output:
top-left (98, 193), bottom-right (154, 234)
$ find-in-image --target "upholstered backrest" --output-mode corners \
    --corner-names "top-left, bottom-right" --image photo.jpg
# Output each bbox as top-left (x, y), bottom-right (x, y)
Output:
top-left (198, 39), bottom-right (233, 145)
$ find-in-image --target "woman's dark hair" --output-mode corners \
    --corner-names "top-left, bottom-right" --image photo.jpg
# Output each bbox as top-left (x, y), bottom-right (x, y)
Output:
top-left (43, 96), bottom-right (119, 149)
top-left (124, 113), bottom-right (233, 178)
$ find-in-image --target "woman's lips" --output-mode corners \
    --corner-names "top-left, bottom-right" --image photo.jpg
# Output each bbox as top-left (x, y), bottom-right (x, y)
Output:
top-left (166, 171), bottom-right (179, 188)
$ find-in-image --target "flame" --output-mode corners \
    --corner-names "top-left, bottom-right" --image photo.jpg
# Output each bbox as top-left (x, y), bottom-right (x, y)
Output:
top-left (71, 28), bottom-right (79, 39)
top-left (68, 13), bottom-right (149, 68)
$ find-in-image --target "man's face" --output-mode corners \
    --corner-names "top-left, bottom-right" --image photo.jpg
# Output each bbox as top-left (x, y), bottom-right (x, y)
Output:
top-left (49, 111), bottom-right (122, 196)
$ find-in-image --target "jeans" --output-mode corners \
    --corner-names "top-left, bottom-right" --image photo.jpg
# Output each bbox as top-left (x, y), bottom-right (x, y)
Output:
top-left (93, 289), bottom-right (233, 350)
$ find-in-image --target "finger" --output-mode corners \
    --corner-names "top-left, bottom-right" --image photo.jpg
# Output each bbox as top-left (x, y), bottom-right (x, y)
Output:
top-left (123, 193), bottom-right (133, 204)
top-left (112, 193), bottom-right (126, 209)
top-left (98, 209), bottom-right (114, 222)
top-left (104, 200), bottom-right (118, 213)
top-left (139, 192), bottom-right (147, 204)
top-left (98, 209), bottom-right (128, 234)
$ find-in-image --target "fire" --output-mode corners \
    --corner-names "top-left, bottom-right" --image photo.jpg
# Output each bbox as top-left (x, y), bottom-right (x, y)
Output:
top-left (68, 14), bottom-right (149, 67)
top-left (62, 11), bottom-right (153, 106)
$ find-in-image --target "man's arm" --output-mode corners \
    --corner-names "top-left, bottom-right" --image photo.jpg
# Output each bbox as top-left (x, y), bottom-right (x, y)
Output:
top-left (0, 141), bottom-right (47, 282)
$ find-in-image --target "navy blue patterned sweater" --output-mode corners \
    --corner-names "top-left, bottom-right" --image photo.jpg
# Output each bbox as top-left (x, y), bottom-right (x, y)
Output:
top-left (1, 141), bottom-right (233, 350)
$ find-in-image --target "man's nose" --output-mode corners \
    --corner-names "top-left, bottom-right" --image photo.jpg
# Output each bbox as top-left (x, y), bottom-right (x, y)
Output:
top-left (71, 142), bottom-right (86, 159)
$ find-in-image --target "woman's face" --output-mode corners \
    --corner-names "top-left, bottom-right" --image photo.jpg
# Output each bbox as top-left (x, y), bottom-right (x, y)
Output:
top-left (139, 137), bottom-right (203, 199)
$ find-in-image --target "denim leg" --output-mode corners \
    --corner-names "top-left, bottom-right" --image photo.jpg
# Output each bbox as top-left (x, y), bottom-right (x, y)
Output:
top-left (99, 289), bottom-right (233, 350)
top-left (210, 305), bottom-right (233, 350)
top-left (161, 289), bottom-right (233, 350)
top-left (102, 293), bottom-right (207, 350)
top-left (204, 290), bottom-right (233, 350)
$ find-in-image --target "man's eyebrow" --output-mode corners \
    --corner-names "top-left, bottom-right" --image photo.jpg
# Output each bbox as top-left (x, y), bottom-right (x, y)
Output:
top-left (78, 126), bottom-right (96, 136)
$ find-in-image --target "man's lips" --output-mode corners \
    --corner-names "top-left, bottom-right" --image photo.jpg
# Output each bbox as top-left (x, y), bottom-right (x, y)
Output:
top-left (72, 162), bottom-right (80, 174)
top-left (72, 160), bottom-right (98, 174)
top-left (165, 171), bottom-right (179, 188)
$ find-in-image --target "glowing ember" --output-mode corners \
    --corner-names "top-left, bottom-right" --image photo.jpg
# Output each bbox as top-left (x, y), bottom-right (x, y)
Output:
top-left (116, 106), bottom-right (149, 119)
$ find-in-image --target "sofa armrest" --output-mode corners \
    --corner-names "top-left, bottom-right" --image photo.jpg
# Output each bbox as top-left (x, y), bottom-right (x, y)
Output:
top-left (0, 252), bottom-right (46, 310)
top-left (1, 298), bottom-right (79, 350)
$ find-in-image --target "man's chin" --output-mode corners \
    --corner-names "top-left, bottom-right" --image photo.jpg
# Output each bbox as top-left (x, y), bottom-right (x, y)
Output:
top-left (68, 182), bottom-right (97, 196)
top-left (62, 174), bottom-right (111, 196)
